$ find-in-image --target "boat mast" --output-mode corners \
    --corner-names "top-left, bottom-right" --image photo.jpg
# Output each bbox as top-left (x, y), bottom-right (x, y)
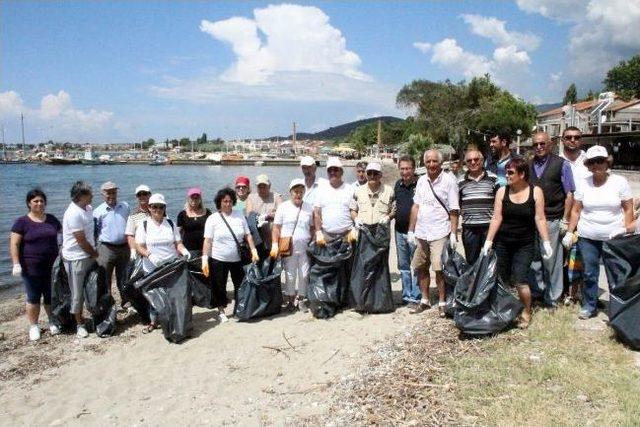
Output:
top-left (21, 113), bottom-right (26, 153)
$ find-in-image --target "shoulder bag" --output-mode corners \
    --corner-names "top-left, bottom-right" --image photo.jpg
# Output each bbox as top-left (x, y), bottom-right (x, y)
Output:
top-left (427, 179), bottom-right (450, 216)
top-left (218, 212), bottom-right (252, 265)
top-left (278, 206), bottom-right (302, 258)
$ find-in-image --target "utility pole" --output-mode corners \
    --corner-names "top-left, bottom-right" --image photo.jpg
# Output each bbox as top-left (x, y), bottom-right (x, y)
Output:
top-left (21, 113), bottom-right (26, 153)
top-left (292, 122), bottom-right (297, 156)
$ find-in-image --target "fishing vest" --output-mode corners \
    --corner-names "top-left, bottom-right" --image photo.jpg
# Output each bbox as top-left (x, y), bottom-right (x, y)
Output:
top-left (354, 184), bottom-right (394, 225)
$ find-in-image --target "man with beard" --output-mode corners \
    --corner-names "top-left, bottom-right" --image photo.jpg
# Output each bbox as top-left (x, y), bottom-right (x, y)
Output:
top-left (486, 132), bottom-right (516, 187)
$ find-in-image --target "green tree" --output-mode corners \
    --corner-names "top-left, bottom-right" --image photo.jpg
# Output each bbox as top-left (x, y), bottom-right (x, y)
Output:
top-left (603, 55), bottom-right (640, 100)
top-left (197, 133), bottom-right (208, 144)
top-left (141, 138), bottom-right (156, 149)
top-left (407, 133), bottom-right (433, 165)
top-left (563, 83), bottom-right (577, 105)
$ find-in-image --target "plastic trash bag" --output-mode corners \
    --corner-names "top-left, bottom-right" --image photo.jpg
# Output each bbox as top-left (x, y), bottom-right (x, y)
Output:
top-left (441, 244), bottom-right (468, 317)
top-left (454, 252), bottom-right (523, 335)
top-left (83, 263), bottom-right (117, 337)
top-left (187, 256), bottom-right (214, 309)
top-left (122, 257), bottom-right (151, 324)
top-left (50, 256), bottom-right (76, 331)
top-left (235, 258), bottom-right (283, 321)
top-left (133, 258), bottom-right (193, 343)
top-left (603, 234), bottom-right (640, 350)
top-left (307, 238), bottom-right (353, 319)
top-left (350, 224), bottom-right (395, 313)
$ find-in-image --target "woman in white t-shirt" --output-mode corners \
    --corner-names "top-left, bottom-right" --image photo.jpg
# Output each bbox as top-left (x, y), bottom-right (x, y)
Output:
top-left (564, 145), bottom-right (635, 319)
top-left (135, 193), bottom-right (191, 331)
top-left (201, 188), bottom-right (259, 322)
top-left (270, 179), bottom-right (314, 311)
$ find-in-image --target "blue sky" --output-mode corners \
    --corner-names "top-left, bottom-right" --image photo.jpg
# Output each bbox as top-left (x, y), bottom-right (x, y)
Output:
top-left (1, 1), bottom-right (638, 143)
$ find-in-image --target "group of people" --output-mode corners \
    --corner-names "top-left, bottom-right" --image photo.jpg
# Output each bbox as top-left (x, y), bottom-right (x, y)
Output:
top-left (9, 127), bottom-right (638, 340)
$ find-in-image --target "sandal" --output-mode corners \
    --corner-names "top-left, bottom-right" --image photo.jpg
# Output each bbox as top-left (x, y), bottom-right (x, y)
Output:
top-left (142, 323), bottom-right (156, 334)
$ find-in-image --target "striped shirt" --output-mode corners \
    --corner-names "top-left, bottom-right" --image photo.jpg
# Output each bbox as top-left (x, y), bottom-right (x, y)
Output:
top-left (458, 171), bottom-right (498, 226)
top-left (125, 207), bottom-right (150, 237)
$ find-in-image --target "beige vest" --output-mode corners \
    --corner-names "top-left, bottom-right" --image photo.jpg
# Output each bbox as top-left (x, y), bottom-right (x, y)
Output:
top-left (354, 184), bottom-right (394, 225)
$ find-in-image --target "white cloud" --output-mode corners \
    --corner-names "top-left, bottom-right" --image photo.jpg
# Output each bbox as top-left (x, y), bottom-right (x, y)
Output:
top-left (516, 0), bottom-right (587, 22)
top-left (550, 72), bottom-right (562, 82)
top-left (430, 38), bottom-right (492, 79)
top-left (0, 91), bottom-right (26, 118)
top-left (412, 42), bottom-right (432, 53)
top-left (199, 4), bottom-right (369, 85)
top-left (461, 14), bottom-right (540, 51)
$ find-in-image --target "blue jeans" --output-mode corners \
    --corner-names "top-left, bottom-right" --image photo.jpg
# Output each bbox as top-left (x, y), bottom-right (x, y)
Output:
top-left (395, 231), bottom-right (421, 303)
top-left (578, 237), bottom-right (612, 315)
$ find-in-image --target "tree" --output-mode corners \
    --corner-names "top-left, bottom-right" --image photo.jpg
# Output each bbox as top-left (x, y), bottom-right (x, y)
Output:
top-left (141, 138), bottom-right (156, 149)
top-left (197, 133), bottom-right (208, 144)
top-left (603, 55), bottom-right (640, 100)
top-left (179, 137), bottom-right (191, 148)
top-left (407, 133), bottom-right (433, 165)
top-left (563, 83), bottom-right (577, 105)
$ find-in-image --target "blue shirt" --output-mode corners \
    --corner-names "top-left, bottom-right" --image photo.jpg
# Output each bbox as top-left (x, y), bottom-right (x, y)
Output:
top-left (533, 155), bottom-right (576, 193)
top-left (486, 152), bottom-right (515, 187)
top-left (93, 201), bottom-right (130, 244)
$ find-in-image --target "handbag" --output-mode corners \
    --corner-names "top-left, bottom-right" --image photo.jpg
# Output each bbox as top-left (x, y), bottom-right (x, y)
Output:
top-left (219, 212), bottom-right (252, 265)
top-left (278, 206), bottom-right (302, 258)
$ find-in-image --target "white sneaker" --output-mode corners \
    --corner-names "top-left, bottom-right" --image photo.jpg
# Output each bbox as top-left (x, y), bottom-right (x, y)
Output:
top-left (49, 324), bottom-right (61, 336)
top-left (29, 325), bottom-right (41, 341)
top-left (218, 311), bottom-right (229, 323)
top-left (76, 325), bottom-right (89, 338)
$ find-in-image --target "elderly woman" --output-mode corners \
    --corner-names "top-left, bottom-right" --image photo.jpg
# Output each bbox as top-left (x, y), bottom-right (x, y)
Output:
top-left (202, 188), bottom-right (259, 322)
top-left (270, 178), bottom-right (314, 311)
top-left (563, 145), bottom-right (635, 319)
top-left (233, 176), bottom-right (251, 214)
top-left (246, 174), bottom-right (283, 258)
top-left (484, 158), bottom-right (552, 328)
top-left (10, 188), bottom-right (62, 341)
top-left (177, 187), bottom-right (212, 253)
top-left (61, 181), bottom-right (99, 339)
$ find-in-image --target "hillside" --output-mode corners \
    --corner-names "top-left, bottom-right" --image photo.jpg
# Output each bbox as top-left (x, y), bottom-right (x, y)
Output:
top-left (266, 116), bottom-right (403, 141)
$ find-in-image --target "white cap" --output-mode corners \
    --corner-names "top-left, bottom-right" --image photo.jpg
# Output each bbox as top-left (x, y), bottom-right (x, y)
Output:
top-left (584, 145), bottom-right (608, 163)
top-left (365, 162), bottom-right (382, 173)
top-left (256, 174), bottom-right (270, 186)
top-left (135, 184), bottom-right (151, 195)
top-left (326, 157), bottom-right (343, 169)
top-left (289, 178), bottom-right (305, 191)
top-left (300, 156), bottom-right (316, 167)
top-left (148, 193), bottom-right (166, 205)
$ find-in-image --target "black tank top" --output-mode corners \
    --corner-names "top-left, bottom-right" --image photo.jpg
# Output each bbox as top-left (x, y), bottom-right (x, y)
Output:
top-left (497, 185), bottom-right (536, 244)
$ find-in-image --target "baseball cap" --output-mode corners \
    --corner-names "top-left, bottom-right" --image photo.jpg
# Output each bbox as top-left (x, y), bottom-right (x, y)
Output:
top-left (584, 145), bottom-right (609, 164)
top-left (149, 193), bottom-right (166, 205)
top-left (235, 176), bottom-right (250, 187)
top-left (366, 162), bottom-right (382, 173)
top-left (289, 178), bottom-right (305, 191)
top-left (135, 184), bottom-right (151, 195)
top-left (256, 174), bottom-right (270, 186)
top-left (187, 187), bottom-right (202, 197)
top-left (100, 181), bottom-right (118, 191)
top-left (326, 157), bottom-right (343, 169)
top-left (300, 156), bottom-right (316, 167)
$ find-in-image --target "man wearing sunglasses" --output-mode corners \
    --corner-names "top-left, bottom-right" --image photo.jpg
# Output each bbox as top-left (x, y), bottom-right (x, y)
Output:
top-left (560, 127), bottom-right (590, 183)
top-left (125, 185), bottom-right (152, 260)
top-left (529, 131), bottom-right (576, 308)
top-left (350, 162), bottom-right (395, 227)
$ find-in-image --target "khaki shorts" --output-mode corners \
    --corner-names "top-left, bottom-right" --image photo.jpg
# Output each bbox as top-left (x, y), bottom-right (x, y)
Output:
top-left (411, 236), bottom-right (447, 272)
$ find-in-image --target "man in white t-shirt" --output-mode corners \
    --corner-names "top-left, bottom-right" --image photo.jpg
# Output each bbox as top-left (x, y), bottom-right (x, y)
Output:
top-left (560, 127), bottom-right (590, 187)
top-left (313, 157), bottom-right (357, 244)
top-left (61, 181), bottom-right (99, 339)
top-left (300, 156), bottom-right (328, 207)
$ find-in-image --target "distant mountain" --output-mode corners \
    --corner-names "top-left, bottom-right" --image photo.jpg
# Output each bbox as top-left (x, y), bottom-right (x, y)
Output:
top-left (265, 116), bottom-right (404, 141)
top-left (535, 102), bottom-right (562, 113)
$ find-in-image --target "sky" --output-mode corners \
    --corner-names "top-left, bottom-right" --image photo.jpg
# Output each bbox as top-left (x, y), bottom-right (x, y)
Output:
top-left (1, 0), bottom-right (639, 144)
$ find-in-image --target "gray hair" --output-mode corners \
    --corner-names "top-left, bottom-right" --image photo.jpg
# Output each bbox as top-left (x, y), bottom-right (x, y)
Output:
top-left (464, 149), bottom-right (485, 161)
top-left (424, 149), bottom-right (443, 163)
top-left (70, 181), bottom-right (92, 202)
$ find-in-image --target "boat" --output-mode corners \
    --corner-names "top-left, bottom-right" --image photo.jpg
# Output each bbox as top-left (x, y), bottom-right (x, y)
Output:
top-left (47, 156), bottom-right (81, 165)
top-left (254, 160), bottom-right (265, 166)
top-left (149, 155), bottom-right (168, 166)
top-left (81, 148), bottom-right (100, 165)
top-left (0, 158), bottom-right (26, 164)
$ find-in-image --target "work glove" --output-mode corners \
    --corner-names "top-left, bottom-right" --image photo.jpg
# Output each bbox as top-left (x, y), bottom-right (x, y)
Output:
top-left (257, 214), bottom-right (268, 228)
top-left (201, 255), bottom-right (210, 277)
top-left (481, 240), bottom-right (493, 257)
top-left (251, 248), bottom-right (260, 263)
top-left (130, 248), bottom-right (137, 261)
top-left (179, 247), bottom-right (191, 260)
top-left (354, 218), bottom-right (363, 229)
top-left (562, 232), bottom-right (578, 250)
top-left (269, 242), bottom-right (279, 259)
top-left (608, 226), bottom-right (627, 240)
top-left (379, 215), bottom-right (390, 225)
top-left (407, 231), bottom-right (416, 246)
top-left (560, 219), bottom-right (569, 234)
top-left (315, 230), bottom-right (326, 246)
top-left (542, 241), bottom-right (553, 260)
top-left (12, 263), bottom-right (22, 277)
top-left (347, 228), bottom-right (358, 243)
top-left (449, 233), bottom-right (457, 249)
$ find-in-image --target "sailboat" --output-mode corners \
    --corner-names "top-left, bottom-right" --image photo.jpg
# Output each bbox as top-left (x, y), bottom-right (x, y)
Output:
top-left (81, 146), bottom-right (101, 165)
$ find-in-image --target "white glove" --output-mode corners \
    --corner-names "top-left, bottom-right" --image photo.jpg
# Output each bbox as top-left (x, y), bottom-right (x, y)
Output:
top-left (12, 263), bottom-right (22, 276)
top-left (354, 218), bottom-right (363, 229)
top-left (130, 248), bottom-right (137, 260)
top-left (449, 233), bottom-right (457, 249)
top-left (379, 215), bottom-right (390, 225)
top-left (560, 219), bottom-right (569, 234)
top-left (257, 214), bottom-right (268, 228)
top-left (542, 241), bottom-right (553, 260)
top-left (179, 247), bottom-right (191, 260)
top-left (407, 231), bottom-right (416, 246)
top-left (608, 227), bottom-right (627, 240)
top-left (562, 232), bottom-right (577, 250)
top-left (481, 240), bottom-right (493, 257)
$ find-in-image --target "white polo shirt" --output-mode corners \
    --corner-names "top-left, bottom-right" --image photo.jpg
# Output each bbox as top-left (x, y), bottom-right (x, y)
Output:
top-left (303, 176), bottom-right (328, 207)
top-left (135, 218), bottom-right (181, 273)
top-left (274, 200), bottom-right (314, 253)
top-left (62, 202), bottom-right (95, 261)
top-left (203, 211), bottom-right (250, 262)
top-left (413, 170), bottom-right (459, 241)
top-left (314, 181), bottom-right (355, 234)
top-left (561, 150), bottom-right (591, 190)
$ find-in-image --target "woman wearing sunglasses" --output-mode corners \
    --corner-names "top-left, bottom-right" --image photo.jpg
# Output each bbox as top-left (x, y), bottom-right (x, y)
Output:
top-left (176, 187), bottom-right (211, 254)
top-left (483, 157), bottom-right (552, 328)
top-left (562, 145), bottom-right (635, 319)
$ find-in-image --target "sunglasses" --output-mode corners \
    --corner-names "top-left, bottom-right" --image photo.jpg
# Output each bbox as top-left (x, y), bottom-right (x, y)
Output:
top-left (149, 204), bottom-right (165, 209)
top-left (587, 157), bottom-right (607, 165)
top-left (564, 135), bottom-right (582, 141)
top-left (534, 142), bottom-right (547, 147)
top-left (466, 158), bottom-right (482, 163)
top-left (327, 167), bottom-right (341, 173)
top-left (189, 194), bottom-right (201, 199)
top-left (136, 191), bottom-right (151, 197)
top-left (366, 170), bottom-right (381, 176)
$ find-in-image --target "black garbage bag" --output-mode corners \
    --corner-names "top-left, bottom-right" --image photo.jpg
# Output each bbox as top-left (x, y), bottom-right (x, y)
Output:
top-left (454, 252), bottom-right (523, 335)
top-left (50, 256), bottom-right (76, 331)
top-left (133, 258), bottom-right (193, 343)
top-left (83, 263), bottom-right (116, 337)
top-left (441, 244), bottom-right (469, 317)
top-left (235, 258), bottom-right (283, 321)
top-left (186, 256), bottom-right (214, 309)
top-left (603, 234), bottom-right (640, 350)
top-left (350, 224), bottom-right (395, 313)
top-left (122, 257), bottom-right (151, 324)
top-left (307, 238), bottom-right (353, 319)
